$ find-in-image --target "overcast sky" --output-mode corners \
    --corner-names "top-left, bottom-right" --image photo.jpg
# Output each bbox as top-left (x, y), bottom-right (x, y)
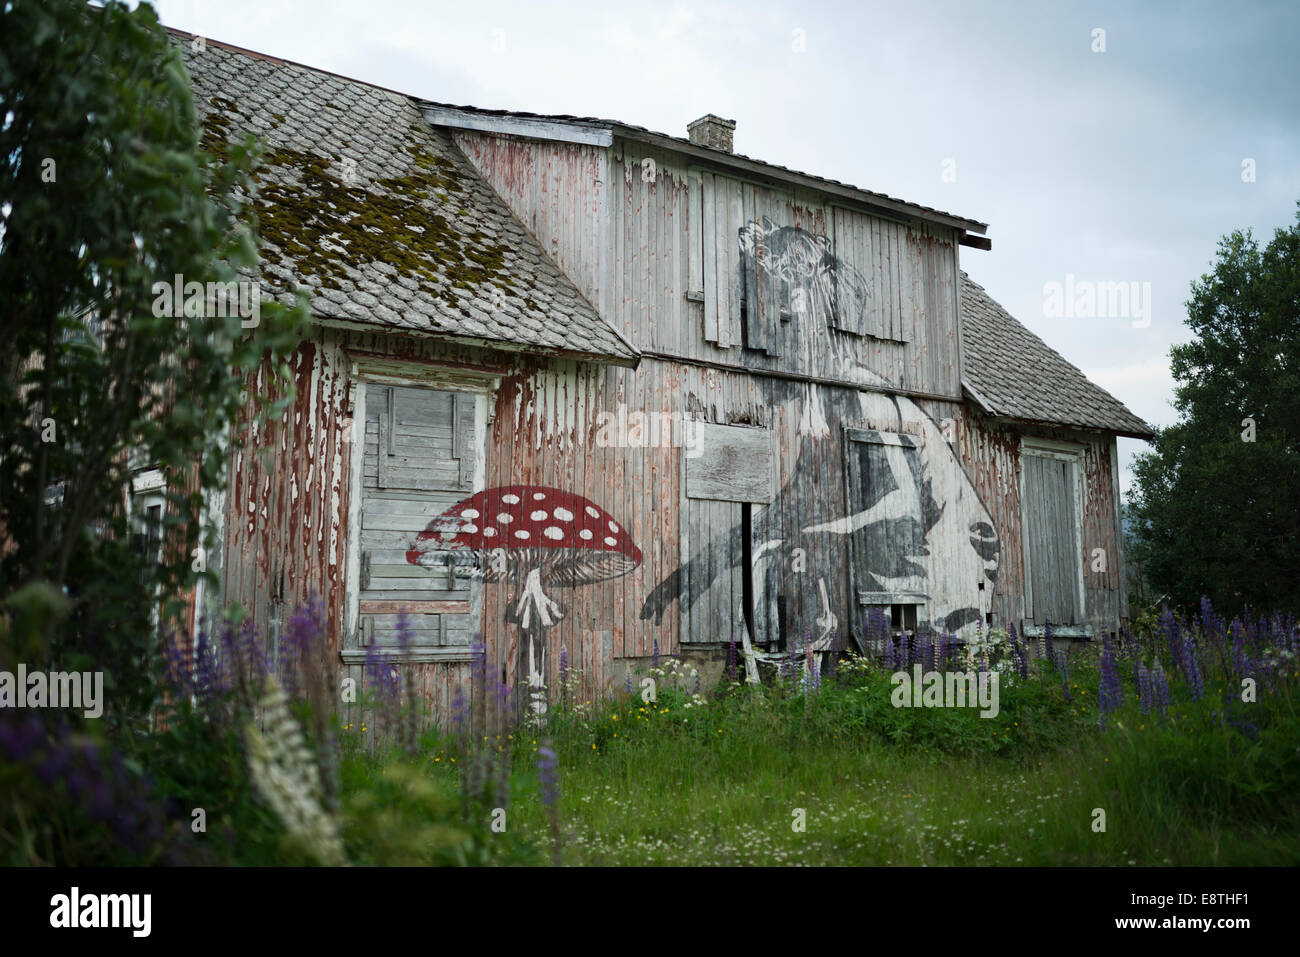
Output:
top-left (147, 0), bottom-right (1300, 494)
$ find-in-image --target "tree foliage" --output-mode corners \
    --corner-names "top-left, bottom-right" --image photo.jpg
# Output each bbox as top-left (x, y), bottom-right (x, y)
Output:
top-left (0, 0), bottom-right (306, 719)
top-left (1128, 205), bottom-right (1300, 617)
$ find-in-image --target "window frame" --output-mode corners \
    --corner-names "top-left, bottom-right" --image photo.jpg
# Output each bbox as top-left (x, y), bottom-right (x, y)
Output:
top-left (341, 355), bottom-right (498, 665)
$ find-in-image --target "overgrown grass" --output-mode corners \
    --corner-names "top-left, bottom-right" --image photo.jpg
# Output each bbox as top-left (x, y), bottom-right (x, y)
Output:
top-left (412, 611), bottom-right (1300, 865)
top-left (7, 597), bottom-right (1295, 865)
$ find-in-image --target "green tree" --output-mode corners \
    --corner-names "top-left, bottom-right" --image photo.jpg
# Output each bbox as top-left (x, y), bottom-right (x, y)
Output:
top-left (1128, 205), bottom-right (1300, 618)
top-left (0, 0), bottom-right (306, 720)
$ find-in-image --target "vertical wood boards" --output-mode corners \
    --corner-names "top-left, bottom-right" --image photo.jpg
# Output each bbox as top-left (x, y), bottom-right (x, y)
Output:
top-left (1022, 452), bottom-right (1082, 626)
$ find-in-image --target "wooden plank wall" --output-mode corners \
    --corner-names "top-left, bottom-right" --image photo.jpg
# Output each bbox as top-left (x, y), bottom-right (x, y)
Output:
top-left (450, 130), bottom-right (606, 310)
top-left (449, 131), bottom-right (963, 400)
top-left (925, 399), bottom-right (1124, 638)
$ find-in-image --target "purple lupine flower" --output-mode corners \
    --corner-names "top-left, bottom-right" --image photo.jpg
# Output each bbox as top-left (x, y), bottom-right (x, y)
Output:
top-left (726, 637), bottom-right (738, 684)
top-left (283, 594), bottom-right (327, 702)
top-left (1160, 607), bottom-right (1185, 677)
top-left (1041, 621), bottom-right (1053, 662)
top-left (450, 690), bottom-right (469, 732)
top-left (395, 607), bottom-right (415, 655)
top-left (558, 646), bottom-right (570, 695)
top-left (934, 633), bottom-right (948, 672)
top-left (882, 617), bottom-right (895, 671)
top-left (803, 628), bottom-right (815, 694)
top-left (1097, 639), bottom-right (1121, 730)
top-left (898, 629), bottom-right (910, 673)
top-left (537, 742), bottom-right (559, 808)
top-left (652, 639), bottom-right (660, 669)
top-left (1151, 659), bottom-right (1171, 716)
top-left (1007, 622), bottom-right (1028, 679)
top-left (1136, 662), bottom-right (1153, 714)
top-left (694, 670), bottom-right (702, 695)
top-left (0, 712), bottom-right (44, 761)
top-left (1055, 649), bottom-right (1070, 699)
top-left (624, 668), bottom-right (633, 695)
top-left (866, 607), bottom-right (890, 661)
top-left (1199, 596), bottom-right (1222, 648)
top-left (916, 631), bottom-right (932, 672)
top-left (1183, 635), bottom-right (1204, 701)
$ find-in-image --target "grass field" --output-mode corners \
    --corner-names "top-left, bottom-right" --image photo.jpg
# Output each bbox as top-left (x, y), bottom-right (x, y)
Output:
top-left (341, 613), bottom-right (1300, 866)
top-left (8, 601), bottom-right (1296, 866)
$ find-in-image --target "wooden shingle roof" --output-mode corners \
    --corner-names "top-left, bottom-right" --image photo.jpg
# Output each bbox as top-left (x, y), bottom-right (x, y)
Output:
top-left (179, 36), bottom-right (639, 366)
top-left (960, 273), bottom-right (1154, 439)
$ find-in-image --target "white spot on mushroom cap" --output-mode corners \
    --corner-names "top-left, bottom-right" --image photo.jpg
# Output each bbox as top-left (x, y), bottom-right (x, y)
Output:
top-left (578, 529), bottom-right (593, 540)
top-left (461, 508), bottom-right (479, 519)
top-left (543, 527), bottom-right (564, 540)
top-left (497, 513), bottom-right (514, 524)
top-left (530, 510), bottom-right (548, 521)
top-left (483, 527), bottom-right (497, 537)
top-left (604, 536), bottom-right (618, 546)
top-left (440, 531), bottom-right (457, 542)
top-left (553, 507), bottom-right (574, 521)
top-left (585, 506), bottom-right (601, 519)
top-left (608, 520), bottom-right (619, 533)
top-left (514, 529), bottom-right (530, 540)
top-left (463, 524), bottom-right (478, 534)
top-left (533, 492), bottom-right (546, 501)
top-left (502, 494), bottom-right (520, 504)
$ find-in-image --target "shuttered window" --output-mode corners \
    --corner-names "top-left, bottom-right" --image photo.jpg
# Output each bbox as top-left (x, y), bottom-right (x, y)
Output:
top-left (1022, 450), bottom-right (1083, 627)
top-left (844, 428), bottom-right (927, 615)
top-left (356, 382), bottom-right (477, 651)
top-left (693, 174), bottom-right (903, 353)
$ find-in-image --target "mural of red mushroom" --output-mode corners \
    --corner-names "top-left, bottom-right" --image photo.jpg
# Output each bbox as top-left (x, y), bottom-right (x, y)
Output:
top-left (407, 485), bottom-right (641, 719)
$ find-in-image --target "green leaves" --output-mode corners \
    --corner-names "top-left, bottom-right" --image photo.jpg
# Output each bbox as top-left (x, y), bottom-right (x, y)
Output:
top-left (1129, 205), bottom-right (1300, 616)
top-left (0, 0), bottom-right (306, 719)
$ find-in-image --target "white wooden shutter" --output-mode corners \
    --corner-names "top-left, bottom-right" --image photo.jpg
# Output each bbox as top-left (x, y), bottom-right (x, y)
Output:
top-left (358, 383), bottom-right (476, 649)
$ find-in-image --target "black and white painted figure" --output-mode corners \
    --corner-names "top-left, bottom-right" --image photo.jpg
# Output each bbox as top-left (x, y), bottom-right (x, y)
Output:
top-left (641, 381), bottom-right (1000, 660)
top-left (736, 216), bottom-right (872, 330)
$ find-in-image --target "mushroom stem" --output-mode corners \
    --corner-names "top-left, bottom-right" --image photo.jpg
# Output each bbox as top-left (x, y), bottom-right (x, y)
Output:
top-left (512, 566), bottom-right (562, 722)
top-left (514, 566), bottom-right (561, 630)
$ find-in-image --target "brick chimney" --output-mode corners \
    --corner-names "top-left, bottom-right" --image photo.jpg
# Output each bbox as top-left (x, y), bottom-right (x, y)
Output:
top-left (687, 114), bottom-right (736, 153)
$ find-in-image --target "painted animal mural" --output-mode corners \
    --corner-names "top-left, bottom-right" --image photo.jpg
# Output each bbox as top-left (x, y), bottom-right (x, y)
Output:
top-left (407, 486), bottom-right (641, 718)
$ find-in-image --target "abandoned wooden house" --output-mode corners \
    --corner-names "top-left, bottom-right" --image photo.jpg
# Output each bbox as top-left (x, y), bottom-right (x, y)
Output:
top-left (173, 32), bottom-right (1154, 717)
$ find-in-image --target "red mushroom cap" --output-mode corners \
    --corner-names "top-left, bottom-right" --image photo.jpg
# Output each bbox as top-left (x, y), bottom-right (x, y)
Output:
top-left (408, 485), bottom-right (641, 584)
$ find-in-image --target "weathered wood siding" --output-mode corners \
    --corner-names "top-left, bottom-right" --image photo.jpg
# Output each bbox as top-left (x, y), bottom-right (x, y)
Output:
top-left (921, 399), bottom-right (1124, 638)
top-left (451, 131), bottom-right (963, 398)
top-left (209, 128), bottom-right (1130, 732)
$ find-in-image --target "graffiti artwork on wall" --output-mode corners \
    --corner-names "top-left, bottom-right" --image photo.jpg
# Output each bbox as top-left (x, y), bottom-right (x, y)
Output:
top-left (641, 381), bottom-right (1000, 663)
top-left (408, 486), bottom-right (641, 717)
top-left (736, 216), bottom-right (873, 330)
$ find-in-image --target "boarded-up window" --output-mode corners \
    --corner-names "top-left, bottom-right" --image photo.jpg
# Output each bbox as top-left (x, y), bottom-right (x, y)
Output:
top-left (695, 174), bottom-right (902, 352)
top-left (1022, 450), bottom-right (1083, 627)
top-left (845, 429), bottom-right (927, 604)
top-left (685, 423), bottom-right (774, 504)
top-left (698, 171), bottom-right (746, 351)
top-left (357, 382), bottom-right (476, 650)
